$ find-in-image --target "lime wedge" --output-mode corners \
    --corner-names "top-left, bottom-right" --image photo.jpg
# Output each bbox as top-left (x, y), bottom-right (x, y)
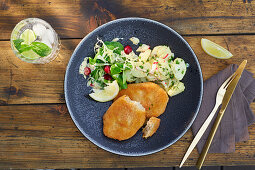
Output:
top-left (20, 29), bottom-right (36, 45)
top-left (201, 38), bottom-right (233, 59)
top-left (21, 49), bottom-right (41, 60)
top-left (89, 80), bottom-right (119, 102)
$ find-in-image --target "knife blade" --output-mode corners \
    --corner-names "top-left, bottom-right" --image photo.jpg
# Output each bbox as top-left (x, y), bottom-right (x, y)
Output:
top-left (196, 60), bottom-right (247, 170)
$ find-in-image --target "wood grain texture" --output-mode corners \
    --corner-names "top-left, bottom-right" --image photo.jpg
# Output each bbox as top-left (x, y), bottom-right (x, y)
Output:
top-left (1, 35), bottom-right (255, 105)
top-left (0, 39), bottom-right (78, 105)
top-left (0, 104), bottom-right (254, 168)
top-left (1, 0), bottom-right (255, 169)
top-left (2, 0), bottom-right (255, 39)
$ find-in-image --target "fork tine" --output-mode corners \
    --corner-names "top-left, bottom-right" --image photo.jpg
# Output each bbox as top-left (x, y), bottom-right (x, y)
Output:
top-left (220, 73), bottom-right (235, 90)
top-left (223, 73), bottom-right (237, 89)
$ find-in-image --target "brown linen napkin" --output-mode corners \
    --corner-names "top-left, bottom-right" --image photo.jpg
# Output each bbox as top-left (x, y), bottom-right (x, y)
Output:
top-left (192, 64), bottom-right (255, 153)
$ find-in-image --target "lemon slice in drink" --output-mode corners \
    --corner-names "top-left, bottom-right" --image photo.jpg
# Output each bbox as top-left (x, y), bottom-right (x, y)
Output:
top-left (89, 80), bottom-right (119, 102)
top-left (20, 29), bottom-right (36, 45)
top-left (201, 38), bottom-right (233, 59)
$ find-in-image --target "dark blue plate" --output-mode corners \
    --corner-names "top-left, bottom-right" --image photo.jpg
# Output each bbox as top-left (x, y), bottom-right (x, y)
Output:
top-left (64, 18), bottom-right (203, 156)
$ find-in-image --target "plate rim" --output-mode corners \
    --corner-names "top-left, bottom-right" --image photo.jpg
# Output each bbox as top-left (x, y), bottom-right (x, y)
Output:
top-left (64, 17), bottom-right (203, 156)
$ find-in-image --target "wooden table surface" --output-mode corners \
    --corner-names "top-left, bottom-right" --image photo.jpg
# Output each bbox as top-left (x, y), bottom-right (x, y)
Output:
top-left (0, 0), bottom-right (255, 169)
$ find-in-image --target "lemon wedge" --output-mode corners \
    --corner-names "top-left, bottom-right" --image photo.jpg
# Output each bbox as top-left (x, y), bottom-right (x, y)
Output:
top-left (89, 80), bottom-right (119, 102)
top-left (20, 29), bottom-right (36, 45)
top-left (201, 38), bottom-right (233, 59)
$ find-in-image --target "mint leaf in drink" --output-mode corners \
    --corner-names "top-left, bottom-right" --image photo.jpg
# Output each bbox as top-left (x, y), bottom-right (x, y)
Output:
top-left (13, 39), bottom-right (24, 47)
top-left (13, 39), bottom-right (24, 52)
top-left (13, 39), bottom-right (32, 53)
top-left (19, 44), bottom-right (32, 53)
top-left (31, 42), bottom-right (51, 57)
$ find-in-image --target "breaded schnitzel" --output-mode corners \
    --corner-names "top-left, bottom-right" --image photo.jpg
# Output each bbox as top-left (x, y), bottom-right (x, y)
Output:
top-left (114, 82), bottom-right (169, 118)
top-left (143, 117), bottom-right (160, 138)
top-left (103, 95), bottom-right (146, 141)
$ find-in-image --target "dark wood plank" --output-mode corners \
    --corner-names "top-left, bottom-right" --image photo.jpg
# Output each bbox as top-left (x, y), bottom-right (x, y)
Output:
top-left (175, 166), bottom-right (221, 170)
top-left (0, 39), bottom-right (78, 105)
top-left (128, 168), bottom-right (173, 170)
top-left (79, 169), bottom-right (125, 170)
top-left (0, 104), bottom-right (255, 168)
top-left (223, 165), bottom-right (255, 170)
top-left (2, 0), bottom-right (255, 39)
top-left (1, 35), bottom-right (255, 105)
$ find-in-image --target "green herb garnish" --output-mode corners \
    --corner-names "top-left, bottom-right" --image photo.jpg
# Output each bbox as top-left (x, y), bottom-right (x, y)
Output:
top-left (104, 41), bottom-right (124, 55)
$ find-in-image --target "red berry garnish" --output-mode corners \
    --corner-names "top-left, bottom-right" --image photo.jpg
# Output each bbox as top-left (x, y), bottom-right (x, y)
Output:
top-left (124, 45), bottom-right (132, 54)
top-left (104, 74), bottom-right (112, 80)
top-left (84, 67), bottom-right (91, 76)
top-left (104, 65), bottom-right (111, 74)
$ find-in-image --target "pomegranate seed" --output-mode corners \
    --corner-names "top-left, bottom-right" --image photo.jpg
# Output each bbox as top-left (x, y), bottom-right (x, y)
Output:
top-left (124, 45), bottom-right (132, 54)
top-left (104, 74), bottom-right (112, 80)
top-left (84, 67), bottom-right (91, 76)
top-left (104, 65), bottom-right (111, 74)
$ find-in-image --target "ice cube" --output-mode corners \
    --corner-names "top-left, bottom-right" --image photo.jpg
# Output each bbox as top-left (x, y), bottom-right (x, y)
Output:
top-left (33, 24), bottom-right (46, 37)
top-left (41, 31), bottom-right (52, 48)
top-left (44, 29), bottom-right (55, 44)
top-left (41, 36), bottom-right (52, 48)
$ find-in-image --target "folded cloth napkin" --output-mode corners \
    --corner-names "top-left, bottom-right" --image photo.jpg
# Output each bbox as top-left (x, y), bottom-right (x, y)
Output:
top-left (192, 64), bottom-right (255, 153)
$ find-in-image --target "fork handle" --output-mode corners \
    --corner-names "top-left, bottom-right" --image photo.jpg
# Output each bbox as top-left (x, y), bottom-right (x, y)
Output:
top-left (179, 102), bottom-right (220, 167)
top-left (196, 109), bottom-right (224, 169)
top-left (194, 102), bottom-right (221, 139)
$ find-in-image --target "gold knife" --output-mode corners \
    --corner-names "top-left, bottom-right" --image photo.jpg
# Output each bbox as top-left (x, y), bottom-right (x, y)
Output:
top-left (196, 60), bottom-right (247, 169)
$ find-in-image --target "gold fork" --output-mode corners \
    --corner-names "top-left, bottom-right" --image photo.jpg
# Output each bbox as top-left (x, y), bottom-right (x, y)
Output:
top-left (179, 72), bottom-right (236, 168)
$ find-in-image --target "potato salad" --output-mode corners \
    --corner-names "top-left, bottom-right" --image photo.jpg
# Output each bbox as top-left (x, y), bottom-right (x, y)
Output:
top-left (79, 38), bottom-right (188, 97)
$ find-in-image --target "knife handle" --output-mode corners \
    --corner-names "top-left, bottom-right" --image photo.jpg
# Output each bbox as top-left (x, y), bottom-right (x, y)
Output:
top-left (196, 110), bottom-right (224, 169)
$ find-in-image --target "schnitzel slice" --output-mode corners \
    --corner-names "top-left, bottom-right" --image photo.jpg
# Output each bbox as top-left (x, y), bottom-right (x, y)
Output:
top-left (143, 117), bottom-right (160, 139)
top-left (103, 95), bottom-right (146, 141)
top-left (114, 82), bottom-right (169, 118)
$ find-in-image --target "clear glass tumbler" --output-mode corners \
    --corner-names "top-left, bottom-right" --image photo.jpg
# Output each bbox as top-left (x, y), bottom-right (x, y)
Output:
top-left (11, 18), bottom-right (60, 64)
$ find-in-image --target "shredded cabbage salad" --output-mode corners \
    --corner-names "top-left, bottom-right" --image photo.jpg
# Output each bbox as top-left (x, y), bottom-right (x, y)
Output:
top-left (79, 38), bottom-right (188, 96)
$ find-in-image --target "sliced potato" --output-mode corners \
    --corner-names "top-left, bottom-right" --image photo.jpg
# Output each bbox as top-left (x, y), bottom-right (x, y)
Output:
top-left (151, 46), bottom-right (160, 56)
top-left (143, 62), bottom-right (152, 71)
top-left (172, 58), bottom-right (186, 80)
top-left (139, 49), bottom-right (151, 61)
top-left (157, 46), bottom-right (171, 58)
top-left (129, 37), bottom-right (140, 45)
top-left (168, 81), bottom-right (185, 96)
top-left (151, 45), bottom-right (172, 59)
top-left (132, 69), bottom-right (146, 78)
top-left (136, 44), bottom-right (150, 52)
top-left (146, 74), bottom-right (157, 81)
top-left (159, 80), bottom-right (169, 91)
